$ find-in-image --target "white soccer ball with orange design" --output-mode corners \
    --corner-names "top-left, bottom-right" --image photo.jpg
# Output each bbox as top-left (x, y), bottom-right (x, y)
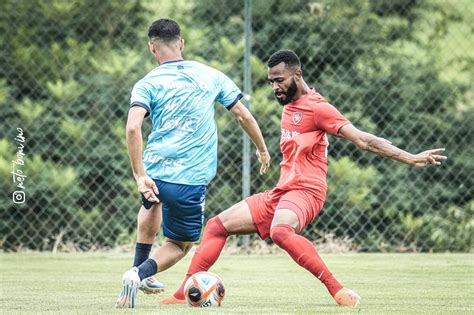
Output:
top-left (184, 271), bottom-right (225, 307)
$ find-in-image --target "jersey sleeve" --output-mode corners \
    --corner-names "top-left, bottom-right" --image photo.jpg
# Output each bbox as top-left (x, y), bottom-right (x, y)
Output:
top-left (313, 102), bottom-right (350, 135)
top-left (215, 71), bottom-right (243, 110)
top-left (130, 80), bottom-right (152, 116)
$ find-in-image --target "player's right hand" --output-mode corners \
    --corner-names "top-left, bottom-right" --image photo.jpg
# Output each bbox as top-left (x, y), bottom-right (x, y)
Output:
top-left (136, 176), bottom-right (160, 203)
top-left (256, 149), bottom-right (271, 175)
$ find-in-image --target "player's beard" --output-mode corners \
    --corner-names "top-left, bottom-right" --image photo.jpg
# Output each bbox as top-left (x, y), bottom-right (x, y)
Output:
top-left (275, 78), bottom-right (298, 106)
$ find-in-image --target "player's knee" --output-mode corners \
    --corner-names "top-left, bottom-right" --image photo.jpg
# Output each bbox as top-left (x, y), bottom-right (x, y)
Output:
top-left (182, 242), bottom-right (194, 254)
top-left (270, 224), bottom-right (294, 247)
top-left (205, 216), bottom-right (229, 237)
top-left (175, 241), bottom-right (193, 257)
top-left (167, 239), bottom-right (193, 255)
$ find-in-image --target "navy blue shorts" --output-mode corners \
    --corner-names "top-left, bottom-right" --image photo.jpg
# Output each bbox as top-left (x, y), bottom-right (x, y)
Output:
top-left (141, 179), bottom-right (206, 242)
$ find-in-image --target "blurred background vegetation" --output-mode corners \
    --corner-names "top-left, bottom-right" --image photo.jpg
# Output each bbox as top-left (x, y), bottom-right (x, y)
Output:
top-left (1, 0), bottom-right (472, 252)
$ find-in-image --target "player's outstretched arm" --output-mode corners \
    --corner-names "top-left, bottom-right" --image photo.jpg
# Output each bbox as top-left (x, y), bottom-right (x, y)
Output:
top-left (338, 124), bottom-right (447, 167)
top-left (126, 106), bottom-right (159, 202)
top-left (230, 101), bottom-right (271, 174)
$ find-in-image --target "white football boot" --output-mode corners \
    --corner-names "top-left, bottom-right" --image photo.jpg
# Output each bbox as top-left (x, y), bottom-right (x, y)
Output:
top-left (115, 267), bottom-right (141, 308)
top-left (139, 276), bottom-right (165, 294)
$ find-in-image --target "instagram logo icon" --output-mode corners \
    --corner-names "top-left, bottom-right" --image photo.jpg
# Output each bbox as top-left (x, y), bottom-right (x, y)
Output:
top-left (12, 128), bottom-right (27, 205)
top-left (12, 191), bottom-right (26, 204)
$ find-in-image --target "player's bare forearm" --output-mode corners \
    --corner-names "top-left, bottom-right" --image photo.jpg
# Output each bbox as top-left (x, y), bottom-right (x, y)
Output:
top-left (358, 133), bottom-right (414, 164)
top-left (230, 102), bottom-right (267, 152)
top-left (126, 127), bottom-right (146, 179)
top-left (230, 101), bottom-right (270, 174)
top-left (126, 106), bottom-right (148, 179)
top-left (339, 124), bottom-right (447, 167)
top-left (126, 126), bottom-right (159, 202)
top-left (238, 115), bottom-right (267, 152)
top-left (237, 114), bottom-right (271, 174)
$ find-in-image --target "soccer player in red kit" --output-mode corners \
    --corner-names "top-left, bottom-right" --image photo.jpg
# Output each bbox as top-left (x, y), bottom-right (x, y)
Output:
top-left (161, 49), bottom-right (447, 307)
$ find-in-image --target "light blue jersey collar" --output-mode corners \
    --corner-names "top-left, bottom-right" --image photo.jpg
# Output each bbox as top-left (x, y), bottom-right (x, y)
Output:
top-left (160, 59), bottom-right (185, 66)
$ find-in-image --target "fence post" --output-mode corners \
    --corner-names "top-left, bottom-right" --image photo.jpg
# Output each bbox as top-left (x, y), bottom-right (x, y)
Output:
top-left (242, 0), bottom-right (252, 249)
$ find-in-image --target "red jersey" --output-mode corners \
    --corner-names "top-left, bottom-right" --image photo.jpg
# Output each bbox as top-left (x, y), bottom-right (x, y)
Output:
top-left (276, 88), bottom-right (350, 200)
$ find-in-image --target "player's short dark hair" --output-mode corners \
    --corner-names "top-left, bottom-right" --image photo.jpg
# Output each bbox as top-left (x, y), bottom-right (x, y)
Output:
top-left (148, 18), bottom-right (181, 42)
top-left (267, 49), bottom-right (301, 71)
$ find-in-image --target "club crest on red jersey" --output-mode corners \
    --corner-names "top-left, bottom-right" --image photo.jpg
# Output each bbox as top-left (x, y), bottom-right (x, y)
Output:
top-left (292, 111), bottom-right (303, 125)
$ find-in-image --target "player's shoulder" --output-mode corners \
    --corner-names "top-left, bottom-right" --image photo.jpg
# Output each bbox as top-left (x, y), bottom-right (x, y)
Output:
top-left (134, 64), bottom-right (174, 91)
top-left (142, 65), bottom-right (165, 80)
top-left (307, 88), bottom-right (329, 104)
top-left (132, 77), bottom-right (152, 92)
top-left (186, 60), bottom-right (222, 76)
top-left (133, 66), bottom-right (159, 85)
top-left (307, 89), bottom-right (340, 111)
top-left (294, 88), bottom-right (329, 110)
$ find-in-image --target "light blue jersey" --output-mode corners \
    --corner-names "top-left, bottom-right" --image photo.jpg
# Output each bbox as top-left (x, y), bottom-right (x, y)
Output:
top-left (130, 60), bottom-right (242, 185)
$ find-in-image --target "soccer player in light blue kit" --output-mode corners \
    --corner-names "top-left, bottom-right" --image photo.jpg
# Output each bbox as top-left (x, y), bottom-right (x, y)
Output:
top-left (116, 19), bottom-right (271, 308)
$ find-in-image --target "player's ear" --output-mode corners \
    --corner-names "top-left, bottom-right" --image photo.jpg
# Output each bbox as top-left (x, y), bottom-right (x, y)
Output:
top-left (148, 41), bottom-right (156, 54)
top-left (179, 38), bottom-right (185, 51)
top-left (294, 69), bottom-right (302, 81)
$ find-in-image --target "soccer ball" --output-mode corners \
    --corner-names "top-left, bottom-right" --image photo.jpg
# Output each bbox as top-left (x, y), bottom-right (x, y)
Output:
top-left (184, 271), bottom-right (225, 307)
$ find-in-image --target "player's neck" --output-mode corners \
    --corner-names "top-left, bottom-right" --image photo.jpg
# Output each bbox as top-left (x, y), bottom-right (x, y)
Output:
top-left (293, 81), bottom-right (310, 102)
top-left (156, 51), bottom-right (184, 65)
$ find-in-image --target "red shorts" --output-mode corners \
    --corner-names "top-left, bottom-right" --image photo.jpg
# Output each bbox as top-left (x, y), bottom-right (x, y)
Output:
top-left (245, 188), bottom-right (324, 240)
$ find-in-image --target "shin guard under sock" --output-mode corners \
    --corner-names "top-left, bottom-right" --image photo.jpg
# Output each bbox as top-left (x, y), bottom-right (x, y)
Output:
top-left (270, 224), bottom-right (343, 297)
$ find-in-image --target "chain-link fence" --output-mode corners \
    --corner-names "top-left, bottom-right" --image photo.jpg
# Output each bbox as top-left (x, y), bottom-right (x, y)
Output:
top-left (1, 0), bottom-right (472, 252)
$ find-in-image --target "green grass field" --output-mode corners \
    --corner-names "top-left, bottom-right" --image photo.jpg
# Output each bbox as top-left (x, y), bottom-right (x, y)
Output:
top-left (1, 252), bottom-right (473, 314)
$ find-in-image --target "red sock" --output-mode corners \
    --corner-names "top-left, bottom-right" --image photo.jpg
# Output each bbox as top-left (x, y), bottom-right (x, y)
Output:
top-left (270, 224), bottom-right (343, 297)
top-left (173, 216), bottom-right (229, 300)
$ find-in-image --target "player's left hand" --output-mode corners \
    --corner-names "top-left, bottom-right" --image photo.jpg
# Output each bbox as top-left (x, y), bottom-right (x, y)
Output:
top-left (411, 148), bottom-right (447, 167)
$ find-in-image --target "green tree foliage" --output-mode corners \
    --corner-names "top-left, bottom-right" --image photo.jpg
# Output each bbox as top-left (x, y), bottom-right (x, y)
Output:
top-left (1, 0), bottom-right (148, 250)
top-left (190, 0), bottom-right (473, 251)
top-left (1, 0), bottom-right (472, 251)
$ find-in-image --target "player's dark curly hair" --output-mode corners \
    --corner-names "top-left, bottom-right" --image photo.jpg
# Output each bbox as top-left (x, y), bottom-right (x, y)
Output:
top-left (267, 49), bottom-right (301, 70)
top-left (148, 19), bottom-right (181, 41)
